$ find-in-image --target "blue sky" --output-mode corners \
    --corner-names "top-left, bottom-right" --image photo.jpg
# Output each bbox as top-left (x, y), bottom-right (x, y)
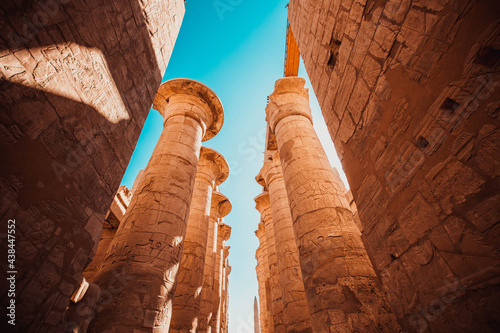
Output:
top-left (121, 1), bottom-right (348, 331)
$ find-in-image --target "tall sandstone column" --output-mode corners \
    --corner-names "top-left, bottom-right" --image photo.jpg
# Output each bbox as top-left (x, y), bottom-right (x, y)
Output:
top-left (89, 79), bottom-right (223, 332)
top-left (212, 223), bottom-right (232, 332)
top-left (221, 247), bottom-right (231, 333)
top-left (170, 148), bottom-right (229, 332)
top-left (255, 222), bottom-right (273, 333)
top-left (265, 77), bottom-right (398, 332)
top-left (0, 2), bottom-right (185, 330)
top-left (259, 153), bottom-right (312, 333)
top-left (199, 191), bottom-right (232, 332)
top-left (254, 192), bottom-right (286, 333)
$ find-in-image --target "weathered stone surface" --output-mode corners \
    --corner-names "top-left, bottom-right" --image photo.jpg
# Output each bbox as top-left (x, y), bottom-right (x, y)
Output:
top-left (220, 245), bottom-right (231, 332)
top-left (198, 191), bottom-right (232, 332)
top-left (0, 1), bottom-right (185, 330)
top-left (255, 192), bottom-right (286, 333)
top-left (255, 222), bottom-right (274, 333)
top-left (288, 0), bottom-right (500, 330)
top-left (265, 77), bottom-right (399, 332)
top-left (83, 185), bottom-right (132, 281)
top-left (258, 152), bottom-right (312, 333)
top-left (212, 223), bottom-right (231, 333)
top-left (170, 150), bottom-right (229, 333)
top-left (89, 79), bottom-right (224, 332)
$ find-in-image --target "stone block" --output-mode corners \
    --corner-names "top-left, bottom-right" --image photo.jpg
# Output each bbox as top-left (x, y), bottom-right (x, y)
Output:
top-left (398, 193), bottom-right (440, 245)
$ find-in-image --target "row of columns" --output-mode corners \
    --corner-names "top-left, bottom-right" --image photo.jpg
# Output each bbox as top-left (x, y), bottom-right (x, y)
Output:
top-left (254, 77), bottom-right (400, 332)
top-left (79, 79), bottom-right (232, 332)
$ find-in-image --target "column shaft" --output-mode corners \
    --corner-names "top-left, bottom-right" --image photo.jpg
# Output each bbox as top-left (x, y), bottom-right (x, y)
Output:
top-left (264, 279), bottom-right (274, 332)
top-left (198, 212), bottom-right (217, 332)
top-left (260, 157), bottom-right (312, 333)
top-left (212, 234), bottom-right (223, 333)
top-left (255, 222), bottom-right (272, 333)
top-left (255, 193), bottom-right (286, 333)
top-left (266, 77), bottom-right (399, 332)
top-left (220, 248), bottom-right (230, 333)
top-left (170, 149), bottom-right (228, 332)
top-left (199, 192), bottom-right (231, 332)
top-left (83, 228), bottom-right (116, 282)
top-left (255, 251), bottom-right (267, 333)
top-left (169, 164), bottom-right (213, 332)
top-left (211, 223), bottom-right (231, 332)
top-left (90, 114), bottom-right (204, 332)
top-left (89, 79), bottom-right (224, 332)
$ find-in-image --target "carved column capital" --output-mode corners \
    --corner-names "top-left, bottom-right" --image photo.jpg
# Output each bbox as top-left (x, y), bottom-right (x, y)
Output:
top-left (259, 151), bottom-right (284, 187)
top-left (198, 147), bottom-right (229, 186)
top-left (218, 223), bottom-right (232, 241)
top-left (154, 78), bottom-right (224, 141)
top-left (211, 191), bottom-right (232, 219)
top-left (254, 191), bottom-right (272, 222)
top-left (254, 222), bottom-right (266, 242)
top-left (223, 246), bottom-right (230, 260)
top-left (265, 76), bottom-right (312, 133)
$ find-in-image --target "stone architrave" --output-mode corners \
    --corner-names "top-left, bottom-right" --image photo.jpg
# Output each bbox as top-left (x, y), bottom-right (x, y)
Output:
top-left (170, 148), bottom-right (229, 332)
top-left (265, 77), bottom-right (399, 332)
top-left (199, 192), bottom-right (232, 332)
top-left (259, 154), bottom-right (312, 333)
top-left (212, 223), bottom-right (232, 332)
top-left (89, 79), bottom-right (224, 332)
top-left (255, 192), bottom-right (286, 333)
top-left (255, 222), bottom-right (274, 333)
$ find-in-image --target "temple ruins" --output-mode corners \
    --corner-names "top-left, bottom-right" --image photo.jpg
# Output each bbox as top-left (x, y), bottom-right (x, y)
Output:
top-left (0, 0), bottom-right (499, 332)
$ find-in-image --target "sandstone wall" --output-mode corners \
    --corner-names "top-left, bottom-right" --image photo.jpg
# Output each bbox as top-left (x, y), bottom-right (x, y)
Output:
top-left (0, 0), bottom-right (184, 330)
top-left (288, 0), bottom-right (500, 331)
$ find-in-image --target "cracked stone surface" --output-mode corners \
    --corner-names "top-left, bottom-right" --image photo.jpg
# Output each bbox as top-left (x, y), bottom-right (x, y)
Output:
top-left (255, 192), bottom-right (286, 333)
top-left (0, 1), bottom-right (185, 330)
top-left (288, 0), bottom-right (500, 330)
top-left (265, 76), bottom-right (400, 332)
top-left (170, 148), bottom-right (229, 333)
top-left (255, 222), bottom-right (273, 333)
top-left (213, 223), bottom-right (231, 333)
top-left (198, 191), bottom-right (232, 332)
top-left (221, 245), bottom-right (231, 333)
top-left (89, 79), bottom-right (224, 332)
top-left (258, 152), bottom-right (312, 333)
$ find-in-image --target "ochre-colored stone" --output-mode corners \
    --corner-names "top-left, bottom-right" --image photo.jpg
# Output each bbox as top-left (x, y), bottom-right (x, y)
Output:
top-left (199, 191), bottom-right (232, 332)
top-left (258, 152), bottom-right (312, 333)
top-left (0, 2), bottom-right (185, 330)
top-left (255, 222), bottom-right (273, 333)
top-left (170, 148), bottom-right (229, 333)
top-left (255, 192), bottom-right (286, 333)
top-left (288, 0), bottom-right (500, 330)
top-left (265, 77), bottom-right (399, 332)
top-left (3, 1), bottom-right (500, 332)
top-left (212, 223), bottom-right (232, 332)
top-left (89, 79), bottom-right (224, 332)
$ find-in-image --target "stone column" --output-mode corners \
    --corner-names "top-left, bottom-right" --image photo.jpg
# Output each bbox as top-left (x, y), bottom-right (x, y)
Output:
top-left (255, 222), bottom-right (273, 333)
top-left (89, 79), bottom-right (224, 332)
top-left (220, 247), bottom-right (230, 333)
top-left (258, 154), bottom-right (312, 333)
top-left (212, 223), bottom-right (231, 332)
top-left (199, 191), bottom-right (232, 332)
top-left (83, 228), bottom-right (116, 282)
top-left (254, 192), bottom-right (286, 333)
top-left (170, 148), bottom-right (229, 332)
top-left (265, 77), bottom-right (398, 332)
